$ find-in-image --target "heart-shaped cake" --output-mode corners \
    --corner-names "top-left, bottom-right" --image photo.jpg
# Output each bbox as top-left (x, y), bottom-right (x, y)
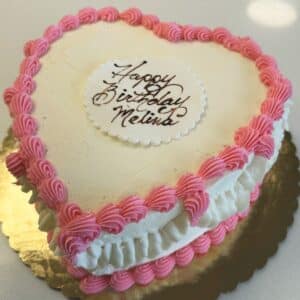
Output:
top-left (3, 6), bottom-right (292, 294)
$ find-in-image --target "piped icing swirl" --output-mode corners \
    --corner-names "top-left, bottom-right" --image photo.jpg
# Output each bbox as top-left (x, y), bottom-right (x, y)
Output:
top-left (267, 80), bottom-right (292, 103)
top-left (59, 15), bottom-right (80, 32)
top-left (120, 7), bottom-right (142, 25)
top-left (58, 203), bottom-right (82, 227)
top-left (141, 14), bottom-right (159, 30)
top-left (152, 256), bottom-right (175, 279)
top-left (5, 152), bottom-right (25, 178)
top-left (260, 66), bottom-right (281, 86)
top-left (195, 26), bottom-right (212, 41)
top-left (3, 86), bottom-right (17, 105)
top-left (78, 7), bottom-right (97, 24)
top-left (249, 114), bottom-right (274, 135)
top-left (261, 98), bottom-right (284, 120)
top-left (117, 196), bottom-right (147, 223)
top-left (174, 245), bottom-right (194, 267)
top-left (14, 74), bottom-right (36, 95)
top-left (110, 271), bottom-right (134, 292)
top-left (212, 27), bottom-right (231, 44)
top-left (27, 159), bottom-right (56, 185)
top-left (176, 174), bottom-right (204, 198)
top-left (132, 263), bottom-right (155, 285)
top-left (97, 6), bottom-right (119, 22)
top-left (254, 135), bottom-right (274, 159)
top-left (12, 114), bottom-right (38, 138)
top-left (182, 25), bottom-right (197, 41)
top-left (234, 127), bottom-right (260, 151)
top-left (198, 157), bottom-right (226, 180)
top-left (20, 135), bottom-right (46, 160)
top-left (9, 92), bottom-right (33, 117)
top-left (20, 56), bottom-right (41, 77)
top-left (80, 275), bottom-right (109, 294)
top-left (240, 38), bottom-right (262, 60)
top-left (43, 25), bottom-right (63, 43)
top-left (219, 145), bottom-right (248, 171)
top-left (256, 54), bottom-right (277, 70)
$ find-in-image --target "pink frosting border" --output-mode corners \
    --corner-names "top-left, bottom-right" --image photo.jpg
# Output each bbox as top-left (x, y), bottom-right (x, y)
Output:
top-left (3, 6), bottom-right (292, 292)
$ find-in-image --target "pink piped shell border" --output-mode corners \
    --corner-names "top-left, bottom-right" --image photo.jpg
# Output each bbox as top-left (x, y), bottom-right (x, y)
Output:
top-left (3, 6), bottom-right (292, 293)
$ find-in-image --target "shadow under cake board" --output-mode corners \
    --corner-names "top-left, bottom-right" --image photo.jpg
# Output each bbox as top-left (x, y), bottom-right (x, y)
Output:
top-left (0, 131), bottom-right (299, 300)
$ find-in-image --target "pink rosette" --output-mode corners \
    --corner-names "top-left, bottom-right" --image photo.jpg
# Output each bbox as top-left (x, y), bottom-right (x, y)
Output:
top-left (164, 22), bottom-right (182, 42)
top-left (152, 256), bottom-right (175, 279)
top-left (38, 177), bottom-right (67, 210)
top-left (212, 27), bottom-right (231, 44)
top-left (5, 152), bottom-right (25, 178)
top-left (198, 156), bottom-right (226, 180)
top-left (153, 22), bottom-right (166, 38)
top-left (14, 74), bottom-right (36, 95)
top-left (141, 14), bottom-right (159, 30)
top-left (267, 79), bottom-right (292, 103)
top-left (20, 135), bottom-right (46, 161)
top-left (254, 135), bottom-right (274, 159)
top-left (110, 271), bottom-right (134, 292)
top-left (117, 195), bottom-right (147, 223)
top-left (234, 126), bottom-right (260, 151)
top-left (96, 204), bottom-right (125, 234)
top-left (145, 185), bottom-right (176, 212)
top-left (80, 275), bottom-right (109, 294)
top-left (27, 159), bottom-right (56, 186)
top-left (132, 263), bottom-right (155, 285)
top-left (218, 145), bottom-right (248, 171)
top-left (43, 25), bottom-right (63, 43)
top-left (260, 66), bottom-right (281, 86)
top-left (250, 183), bottom-right (261, 204)
top-left (223, 215), bottom-right (239, 232)
top-left (12, 114), bottom-right (38, 138)
top-left (223, 36), bottom-right (241, 52)
top-left (9, 92), bottom-right (33, 117)
top-left (208, 223), bottom-right (226, 245)
top-left (183, 191), bottom-right (209, 226)
top-left (97, 6), bottom-right (119, 22)
top-left (20, 56), bottom-right (41, 77)
top-left (256, 54), bottom-right (277, 70)
top-left (182, 25), bottom-right (197, 41)
top-left (30, 38), bottom-right (50, 58)
top-left (120, 7), bottom-right (142, 25)
top-left (195, 26), bottom-right (212, 41)
top-left (240, 38), bottom-right (262, 60)
top-left (3, 86), bottom-right (17, 105)
top-left (261, 98), bottom-right (284, 121)
top-left (24, 40), bottom-right (35, 57)
top-left (78, 7), bottom-right (97, 24)
top-left (249, 114), bottom-right (274, 136)
top-left (191, 233), bottom-right (211, 255)
top-left (57, 235), bottom-right (86, 258)
top-left (58, 203), bottom-right (82, 226)
top-left (59, 15), bottom-right (80, 32)
top-left (174, 245), bottom-right (195, 267)
top-left (176, 173), bottom-right (204, 198)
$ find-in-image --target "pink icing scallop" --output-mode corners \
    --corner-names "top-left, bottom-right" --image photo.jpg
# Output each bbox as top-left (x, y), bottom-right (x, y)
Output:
top-left (58, 203), bottom-right (82, 227)
top-left (57, 235), bottom-right (86, 258)
top-left (261, 98), bottom-right (284, 120)
top-left (117, 195), bottom-right (147, 223)
top-left (218, 145), bottom-right (248, 171)
top-left (132, 263), bottom-right (155, 285)
top-left (249, 114), bottom-right (274, 136)
top-left (20, 56), bottom-right (41, 77)
top-left (195, 26), bottom-right (212, 41)
top-left (20, 135), bottom-right (46, 161)
top-left (192, 233), bottom-right (211, 255)
top-left (240, 38), bottom-right (262, 60)
top-left (250, 183), bottom-right (261, 204)
top-left (212, 27), bottom-right (231, 44)
top-left (176, 173), bottom-right (204, 198)
top-left (223, 215), bottom-right (239, 232)
top-left (174, 245), bottom-right (194, 267)
top-left (260, 66), bottom-right (281, 86)
top-left (78, 7), bottom-right (97, 24)
top-left (223, 36), bottom-right (241, 52)
top-left (141, 14), bottom-right (159, 30)
top-left (96, 204), bottom-right (125, 234)
top-left (267, 79), bottom-right (292, 103)
top-left (256, 54), bottom-right (277, 70)
top-left (152, 256), bottom-right (175, 279)
top-left (27, 159), bottom-right (56, 186)
top-left (165, 22), bottom-right (182, 42)
top-left (182, 25), bottom-right (196, 41)
top-left (38, 177), bottom-right (68, 210)
top-left (234, 126), bottom-right (260, 151)
top-left (97, 6), bottom-right (119, 22)
top-left (43, 25), bottom-right (63, 43)
top-left (3, 87), bottom-right (17, 105)
top-left (208, 223), bottom-right (226, 245)
top-left (9, 92), bottom-right (33, 117)
top-left (14, 74), bottom-right (36, 95)
top-left (144, 185), bottom-right (176, 212)
top-left (5, 152), bottom-right (25, 178)
top-left (198, 156), bottom-right (226, 180)
top-left (24, 40), bottom-right (35, 57)
top-left (59, 15), bottom-right (80, 32)
top-left (153, 22), bottom-right (166, 38)
top-left (110, 271), bottom-right (134, 292)
top-left (254, 135), bottom-right (274, 159)
top-left (12, 114), bottom-right (38, 138)
top-left (183, 191), bottom-right (209, 226)
top-left (80, 275), bottom-right (110, 294)
top-left (30, 38), bottom-right (50, 58)
top-left (121, 7), bottom-right (142, 25)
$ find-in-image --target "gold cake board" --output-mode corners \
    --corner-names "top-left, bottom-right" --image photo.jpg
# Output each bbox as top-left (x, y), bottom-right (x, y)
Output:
top-left (0, 131), bottom-right (299, 300)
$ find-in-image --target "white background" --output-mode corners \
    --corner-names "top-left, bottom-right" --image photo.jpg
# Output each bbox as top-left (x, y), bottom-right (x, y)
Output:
top-left (0, 1), bottom-right (299, 299)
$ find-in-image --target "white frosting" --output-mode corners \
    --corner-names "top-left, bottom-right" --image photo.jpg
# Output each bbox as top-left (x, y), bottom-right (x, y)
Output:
top-left (68, 101), bottom-right (290, 275)
top-left (32, 21), bottom-right (266, 210)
